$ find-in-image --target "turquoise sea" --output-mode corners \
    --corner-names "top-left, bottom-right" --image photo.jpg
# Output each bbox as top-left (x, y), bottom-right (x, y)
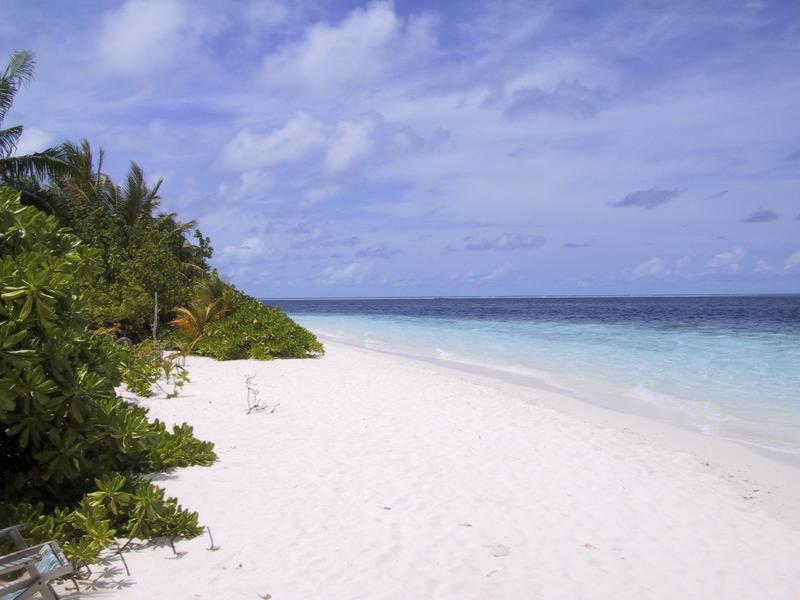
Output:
top-left (271, 297), bottom-right (800, 457)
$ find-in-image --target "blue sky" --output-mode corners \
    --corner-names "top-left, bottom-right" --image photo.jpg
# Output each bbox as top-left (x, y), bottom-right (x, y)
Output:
top-left (3, 0), bottom-right (799, 297)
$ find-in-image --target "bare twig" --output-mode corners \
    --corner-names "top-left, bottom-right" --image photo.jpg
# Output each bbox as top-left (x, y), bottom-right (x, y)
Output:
top-left (115, 543), bottom-right (131, 577)
top-left (206, 527), bottom-right (220, 551)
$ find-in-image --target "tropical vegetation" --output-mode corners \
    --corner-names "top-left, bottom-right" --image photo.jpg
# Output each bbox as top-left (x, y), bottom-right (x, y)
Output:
top-left (193, 291), bottom-right (324, 360)
top-left (0, 51), bottom-right (69, 186)
top-left (0, 48), bottom-right (322, 574)
top-left (0, 188), bottom-right (214, 568)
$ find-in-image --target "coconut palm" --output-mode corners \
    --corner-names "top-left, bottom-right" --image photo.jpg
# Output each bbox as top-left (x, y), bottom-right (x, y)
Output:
top-left (156, 212), bottom-right (209, 278)
top-left (0, 50), bottom-right (70, 185)
top-left (59, 139), bottom-right (116, 209)
top-left (116, 162), bottom-right (163, 230)
top-left (170, 275), bottom-right (235, 351)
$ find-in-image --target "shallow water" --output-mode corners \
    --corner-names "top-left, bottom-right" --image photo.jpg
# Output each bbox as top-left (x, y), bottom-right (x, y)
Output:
top-left (269, 296), bottom-right (800, 455)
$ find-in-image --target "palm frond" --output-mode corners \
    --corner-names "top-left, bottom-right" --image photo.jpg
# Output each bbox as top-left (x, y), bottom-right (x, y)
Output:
top-left (4, 50), bottom-right (36, 85)
top-left (0, 51), bottom-right (35, 124)
top-left (0, 125), bottom-right (23, 157)
top-left (0, 145), bottom-right (72, 184)
top-left (156, 212), bottom-right (197, 234)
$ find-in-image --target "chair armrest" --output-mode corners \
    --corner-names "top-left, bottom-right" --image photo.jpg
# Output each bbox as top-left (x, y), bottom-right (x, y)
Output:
top-left (0, 541), bottom-right (72, 579)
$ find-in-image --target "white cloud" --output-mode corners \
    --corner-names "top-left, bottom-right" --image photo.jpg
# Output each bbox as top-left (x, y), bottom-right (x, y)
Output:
top-left (754, 260), bottom-right (779, 274)
top-left (708, 246), bottom-right (746, 272)
top-left (626, 257), bottom-right (670, 280)
top-left (674, 254), bottom-right (693, 271)
top-left (13, 127), bottom-right (53, 155)
top-left (753, 251), bottom-right (800, 276)
top-left (260, 1), bottom-right (435, 92)
top-left (218, 170), bottom-right (275, 201)
top-left (784, 250), bottom-right (800, 272)
top-left (317, 262), bottom-right (371, 285)
top-left (97, 0), bottom-right (219, 74)
top-left (221, 113), bottom-right (325, 171)
top-left (324, 117), bottom-right (376, 174)
top-left (218, 237), bottom-right (272, 265)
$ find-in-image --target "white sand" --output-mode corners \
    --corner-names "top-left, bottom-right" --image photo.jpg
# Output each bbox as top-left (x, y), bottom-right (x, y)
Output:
top-left (72, 341), bottom-right (800, 599)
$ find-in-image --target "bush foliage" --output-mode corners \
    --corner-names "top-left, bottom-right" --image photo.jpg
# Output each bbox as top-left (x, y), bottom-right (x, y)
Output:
top-left (0, 49), bottom-right (323, 572)
top-left (36, 142), bottom-right (213, 339)
top-left (193, 291), bottom-right (324, 360)
top-left (116, 339), bottom-right (189, 399)
top-left (0, 189), bottom-right (215, 566)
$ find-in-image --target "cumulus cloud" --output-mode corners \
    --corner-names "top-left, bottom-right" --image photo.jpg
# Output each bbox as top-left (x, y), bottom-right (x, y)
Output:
top-left (217, 170), bottom-right (275, 201)
top-left (674, 254), bottom-right (693, 271)
top-left (563, 241), bottom-right (593, 249)
top-left (260, 1), bottom-right (436, 93)
top-left (609, 187), bottom-right (682, 209)
top-left (742, 208), bottom-right (778, 223)
top-left (753, 250), bottom-right (800, 276)
top-left (625, 257), bottom-right (670, 280)
top-left (221, 113), bottom-right (325, 171)
top-left (705, 190), bottom-right (728, 200)
top-left (753, 260), bottom-right (778, 274)
top-left (783, 250), bottom-right (800, 272)
top-left (218, 237), bottom-right (272, 265)
top-left (464, 232), bottom-right (546, 251)
top-left (324, 116), bottom-right (376, 174)
top-left (707, 246), bottom-right (746, 272)
top-left (97, 0), bottom-right (219, 74)
top-left (356, 245), bottom-right (404, 259)
top-left (317, 261), bottom-right (371, 284)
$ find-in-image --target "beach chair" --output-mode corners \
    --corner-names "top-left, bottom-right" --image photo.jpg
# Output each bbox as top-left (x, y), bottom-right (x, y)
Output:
top-left (0, 525), bottom-right (73, 600)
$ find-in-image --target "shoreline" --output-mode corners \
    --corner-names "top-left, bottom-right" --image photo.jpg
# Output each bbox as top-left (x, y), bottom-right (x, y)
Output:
top-left (307, 327), bottom-right (800, 462)
top-left (317, 336), bottom-right (800, 529)
top-left (88, 340), bottom-right (800, 599)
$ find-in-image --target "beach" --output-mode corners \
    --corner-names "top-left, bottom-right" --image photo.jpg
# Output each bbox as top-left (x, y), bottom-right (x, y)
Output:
top-left (83, 340), bottom-right (800, 599)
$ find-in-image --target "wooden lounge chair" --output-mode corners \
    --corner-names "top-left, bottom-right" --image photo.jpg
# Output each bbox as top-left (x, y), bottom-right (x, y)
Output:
top-left (0, 525), bottom-right (73, 600)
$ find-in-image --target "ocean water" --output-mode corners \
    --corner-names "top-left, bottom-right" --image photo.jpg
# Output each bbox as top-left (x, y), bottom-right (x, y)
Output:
top-left (269, 297), bottom-right (800, 456)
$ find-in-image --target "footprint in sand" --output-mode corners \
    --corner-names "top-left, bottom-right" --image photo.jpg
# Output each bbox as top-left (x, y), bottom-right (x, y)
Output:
top-left (485, 544), bottom-right (510, 558)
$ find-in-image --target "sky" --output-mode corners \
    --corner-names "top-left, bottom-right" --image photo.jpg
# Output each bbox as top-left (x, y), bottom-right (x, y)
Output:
top-left (3, 0), bottom-right (799, 297)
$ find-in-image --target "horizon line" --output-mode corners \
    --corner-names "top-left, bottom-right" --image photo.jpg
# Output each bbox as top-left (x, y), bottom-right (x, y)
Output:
top-left (260, 293), bottom-right (800, 301)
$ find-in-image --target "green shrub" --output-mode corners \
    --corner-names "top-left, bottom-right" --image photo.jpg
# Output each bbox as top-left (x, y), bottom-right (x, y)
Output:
top-left (117, 339), bottom-right (189, 398)
top-left (0, 188), bottom-right (215, 566)
top-left (193, 291), bottom-right (324, 360)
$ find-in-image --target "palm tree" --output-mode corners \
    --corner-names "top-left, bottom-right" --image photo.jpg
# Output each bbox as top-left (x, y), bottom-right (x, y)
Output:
top-left (59, 139), bottom-right (116, 210)
top-left (171, 275), bottom-right (235, 351)
top-left (116, 162), bottom-right (163, 230)
top-left (0, 50), bottom-right (70, 186)
top-left (156, 212), bottom-right (207, 278)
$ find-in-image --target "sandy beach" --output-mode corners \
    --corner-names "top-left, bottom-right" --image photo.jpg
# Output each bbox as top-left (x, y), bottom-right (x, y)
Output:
top-left (77, 340), bottom-right (800, 599)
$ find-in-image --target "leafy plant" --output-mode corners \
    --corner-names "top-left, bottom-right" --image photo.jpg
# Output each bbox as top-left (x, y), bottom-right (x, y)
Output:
top-left (170, 274), bottom-right (236, 352)
top-left (117, 339), bottom-right (162, 397)
top-left (193, 291), bottom-right (324, 361)
top-left (116, 340), bottom-right (189, 398)
top-left (0, 188), bottom-right (215, 567)
top-left (0, 51), bottom-right (71, 187)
